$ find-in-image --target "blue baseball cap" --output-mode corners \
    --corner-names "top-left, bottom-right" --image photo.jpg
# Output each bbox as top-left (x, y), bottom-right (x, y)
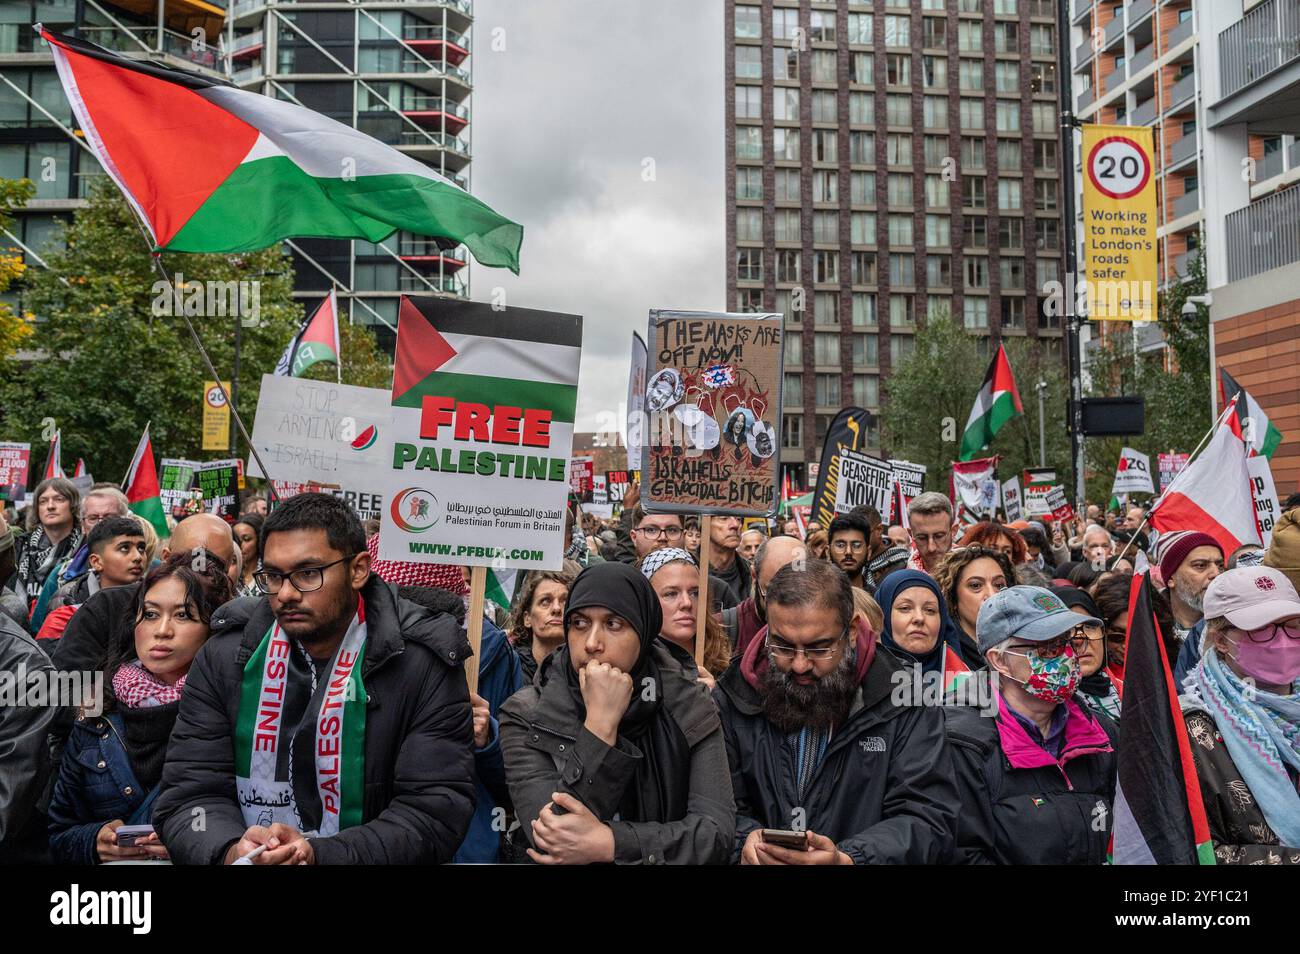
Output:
top-left (976, 585), bottom-right (1102, 656)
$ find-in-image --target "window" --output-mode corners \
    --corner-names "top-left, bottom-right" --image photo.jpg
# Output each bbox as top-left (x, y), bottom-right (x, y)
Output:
top-left (886, 94), bottom-right (911, 126)
top-left (922, 55), bottom-right (947, 88)
top-left (735, 85), bottom-right (761, 119)
top-left (994, 0), bottom-right (1018, 13)
top-left (736, 167), bottom-right (762, 200)
top-left (958, 23), bottom-right (982, 53)
top-left (774, 87), bottom-right (800, 121)
top-left (776, 249), bottom-right (801, 283)
top-left (850, 91), bottom-right (874, 124)
top-left (887, 133), bottom-right (912, 165)
top-left (964, 177), bottom-right (987, 208)
top-left (812, 50), bottom-right (837, 83)
top-left (736, 208), bottom-right (762, 241)
top-left (965, 214), bottom-right (988, 247)
top-left (925, 175), bottom-right (950, 207)
top-left (999, 218), bottom-right (1024, 249)
top-left (887, 53), bottom-right (910, 86)
top-left (813, 212), bottom-right (839, 244)
top-left (782, 415), bottom-right (803, 450)
top-left (774, 128), bottom-right (801, 161)
top-left (889, 295), bottom-right (914, 327)
top-left (776, 291), bottom-right (796, 320)
top-left (960, 59), bottom-right (984, 91)
top-left (850, 131), bottom-right (876, 164)
top-left (1034, 179), bottom-right (1058, 211)
top-left (922, 17), bottom-right (946, 48)
top-left (736, 46), bottom-right (762, 79)
top-left (775, 209), bottom-right (801, 242)
top-left (927, 296), bottom-right (952, 321)
top-left (814, 290), bottom-right (839, 321)
top-left (890, 334), bottom-right (915, 364)
top-left (965, 256), bottom-right (989, 288)
top-left (772, 8), bottom-right (800, 40)
top-left (884, 15), bottom-right (910, 47)
top-left (851, 172), bottom-right (876, 204)
top-left (924, 96), bottom-right (948, 129)
top-left (736, 289), bottom-right (764, 312)
top-left (810, 10), bottom-right (836, 42)
top-left (775, 169), bottom-right (800, 202)
top-left (924, 135), bottom-right (948, 167)
top-left (1030, 62), bottom-right (1056, 95)
top-left (926, 214), bottom-right (951, 247)
top-left (997, 179), bottom-right (1021, 211)
top-left (852, 251), bottom-right (878, 285)
top-left (888, 173), bottom-right (913, 204)
top-left (853, 52), bottom-right (874, 84)
top-left (996, 62), bottom-right (1018, 93)
top-left (736, 248), bottom-right (763, 282)
top-left (735, 6), bottom-right (761, 38)
top-left (927, 254), bottom-right (952, 286)
top-left (1034, 139), bottom-right (1057, 171)
top-left (960, 98), bottom-right (984, 130)
top-left (853, 333), bottom-right (879, 364)
top-left (852, 293), bottom-right (877, 325)
top-left (1000, 257), bottom-right (1025, 289)
top-left (1038, 257), bottom-right (1061, 287)
top-left (851, 212), bottom-right (877, 245)
top-left (735, 126), bottom-right (762, 159)
top-left (1030, 24), bottom-right (1054, 56)
top-left (964, 297), bottom-right (989, 329)
top-left (996, 101), bottom-right (1020, 132)
top-left (814, 332), bottom-right (839, 365)
top-left (997, 138), bottom-right (1021, 169)
top-left (812, 91), bottom-right (837, 122)
top-left (815, 374), bottom-right (841, 407)
top-left (785, 333), bottom-right (803, 365)
top-left (963, 136), bottom-right (986, 169)
top-left (783, 373), bottom-right (803, 407)
top-left (814, 252), bottom-right (839, 284)
top-left (847, 13), bottom-right (873, 44)
top-left (812, 170), bottom-right (838, 203)
top-left (774, 47), bottom-right (798, 80)
top-left (1002, 297), bottom-right (1026, 329)
top-left (888, 213), bottom-right (914, 245)
top-left (1032, 103), bottom-right (1055, 134)
top-left (994, 23), bottom-right (1018, 54)
top-left (1037, 220), bottom-right (1060, 250)
top-left (853, 374), bottom-right (879, 408)
top-left (813, 130), bottom-right (838, 163)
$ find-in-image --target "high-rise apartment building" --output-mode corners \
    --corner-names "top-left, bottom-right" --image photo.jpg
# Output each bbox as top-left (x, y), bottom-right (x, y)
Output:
top-left (725, 0), bottom-right (1067, 484)
top-left (0, 0), bottom-right (474, 351)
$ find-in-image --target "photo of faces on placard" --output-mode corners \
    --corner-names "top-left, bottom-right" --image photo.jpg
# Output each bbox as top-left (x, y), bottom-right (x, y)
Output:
top-left (645, 362), bottom-right (776, 466)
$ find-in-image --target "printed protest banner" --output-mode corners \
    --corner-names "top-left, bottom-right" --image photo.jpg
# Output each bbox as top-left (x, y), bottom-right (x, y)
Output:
top-left (833, 450), bottom-right (893, 515)
top-left (1081, 124), bottom-right (1158, 321)
top-left (1158, 452), bottom-right (1189, 492)
top-left (888, 459), bottom-right (926, 499)
top-left (0, 442), bottom-right (30, 500)
top-left (951, 457), bottom-right (999, 518)
top-left (641, 310), bottom-right (783, 517)
top-left (811, 408), bottom-right (873, 528)
top-left (588, 475), bottom-right (613, 518)
top-left (1045, 484), bottom-right (1076, 523)
top-left (196, 459), bottom-right (240, 522)
top-left (569, 457), bottom-right (594, 503)
top-left (606, 470), bottom-right (632, 506)
top-left (1002, 477), bottom-right (1023, 522)
top-left (1247, 456), bottom-right (1280, 547)
top-left (159, 458), bottom-right (201, 518)
top-left (1024, 484), bottom-right (1052, 516)
top-left (202, 380), bottom-right (232, 451)
top-left (1112, 446), bottom-right (1155, 496)
top-left (377, 296), bottom-right (582, 570)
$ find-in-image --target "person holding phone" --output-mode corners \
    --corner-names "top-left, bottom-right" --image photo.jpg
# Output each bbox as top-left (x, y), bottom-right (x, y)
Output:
top-left (47, 552), bottom-right (234, 863)
top-left (500, 562), bottom-right (735, 864)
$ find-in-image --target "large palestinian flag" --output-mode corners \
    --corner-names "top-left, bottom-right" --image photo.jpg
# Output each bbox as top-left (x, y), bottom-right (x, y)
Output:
top-left (122, 425), bottom-right (168, 537)
top-left (276, 289), bottom-right (340, 379)
top-left (1219, 366), bottom-right (1282, 459)
top-left (37, 26), bottom-right (522, 271)
top-left (959, 344), bottom-right (1023, 461)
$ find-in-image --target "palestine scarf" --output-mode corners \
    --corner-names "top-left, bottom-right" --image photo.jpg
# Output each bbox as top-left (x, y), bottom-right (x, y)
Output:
top-left (17, 526), bottom-right (83, 600)
top-left (365, 532), bottom-right (468, 596)
top-left (234, 597), bottom-right (368, 836)
top-left (556, 562), bottom-right (690, 823)
top-left (876, 569), bottom-right (966, 679)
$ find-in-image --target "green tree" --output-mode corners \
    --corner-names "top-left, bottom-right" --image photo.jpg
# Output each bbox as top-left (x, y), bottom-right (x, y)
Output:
top-left (0, 179), bottom-right (36, 360)
top-left (0, 179), bottom-right (305, 480)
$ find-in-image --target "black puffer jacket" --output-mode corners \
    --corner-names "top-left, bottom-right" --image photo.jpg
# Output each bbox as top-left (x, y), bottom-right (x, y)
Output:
top-left (152, 575), bottom-right (475, 865)
top-left (944, 673), bottom-right (1118, 865)
top-left (713, 621), bottom-right (958, 864)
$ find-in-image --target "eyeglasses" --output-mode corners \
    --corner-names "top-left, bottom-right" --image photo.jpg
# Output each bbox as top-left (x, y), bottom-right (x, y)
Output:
top-left (831, 540), bottom-right (865, 553)
top-left (1067, 623), bottom-right (1104, 649)
top-left (1238, 621), bottom-right (1300, 644)
top-left (1004, 638), bottom-right (1074, 660)
top-left (636, 526), bottom-right (683, 541)
top-left (766, 630), bottom-right (848, 660)
top-left (255, 554), bottom-right (357, 594)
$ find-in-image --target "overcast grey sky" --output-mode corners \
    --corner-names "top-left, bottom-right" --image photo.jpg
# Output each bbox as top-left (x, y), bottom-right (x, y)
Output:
top-left (468, 0), bottom-right (724, 434)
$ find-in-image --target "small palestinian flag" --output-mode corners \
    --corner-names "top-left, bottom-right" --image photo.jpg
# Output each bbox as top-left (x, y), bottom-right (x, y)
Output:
top-left (959, 344), bottom-right (1023, 461)
top-left (1111, 572), bottom-right (1215, 865)
top-left (37, 26), bottom-right (522, 271)
top-left (276, 289), bottom-right (340, 379)
top-left (43, 431), bottom-right (64, 480)
top-left (72, 459), bottom-right (86, 479)
top-left (1219, 367), bottom-right (1282, 459)
top-left (123, 425), bottom-right (168, 537)
top-left (485, 567), bottom-right (519, 612)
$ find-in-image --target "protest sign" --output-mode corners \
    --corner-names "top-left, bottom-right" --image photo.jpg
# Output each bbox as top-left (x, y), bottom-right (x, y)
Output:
top-left (951, 457), bottom-right (999, 518)
top-left (1045, 484), bottom-right (1076, 523)
top-left (811, 407), bottom-right (872, 528)
top-left (888, 459), bottom-right (926, 499)
top-left (1247, 456), bottom-right (1280, 547)
top-left (1002, 477), bottom-right (1023, 522)
top-left (202, 380), bottom-right (231, 452)
top-left (196, 459), bottom-right (240, 522)
top-left (1112, 447), bottom-right (1154, 495)
top-left (641, 310), bottom-right (783, 517)
top-left (159, 458), bottom-right (201, 518)
top-left (588, 475), bottom-right (613, 518)
top-left (1157, 452), bottom-right (1189, 492)
top-left (833, 450), bottom-right (893, 515)
top-left (605, 470), bottom-right (632, 506)
top-left (569, 457), bottom-right (594, 503)
top-left (626, 332), bottom-right (647, 472)
top-left (0, 443), bottom-right (30, 499)
top-left (377, 296), bottom-right (582, 571)
top-left (1024, 484), bottom-right (1053, 517)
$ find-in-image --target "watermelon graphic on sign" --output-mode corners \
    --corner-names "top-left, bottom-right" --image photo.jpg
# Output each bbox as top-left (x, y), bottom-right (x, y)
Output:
top-left (351, 424), bottom-right (378, 451)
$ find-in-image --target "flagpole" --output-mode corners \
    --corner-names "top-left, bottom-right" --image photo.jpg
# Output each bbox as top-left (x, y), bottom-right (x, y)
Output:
top-left (333, 284), bottom-right (342, 386)
top-left (148, 254), bottom-right (279, 504)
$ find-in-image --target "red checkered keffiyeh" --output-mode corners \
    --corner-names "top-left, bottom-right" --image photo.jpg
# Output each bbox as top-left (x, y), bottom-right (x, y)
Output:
top-left (365, 534), bottom-right (469, 596)
top-left (112, 661), bottom-right (185, 708)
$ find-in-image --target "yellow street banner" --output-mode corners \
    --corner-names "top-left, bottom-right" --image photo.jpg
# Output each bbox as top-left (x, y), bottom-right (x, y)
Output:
top-left (202, 380), bottom-right (231, 452)
top-left (1081, 124), bottom-right (1157, 321)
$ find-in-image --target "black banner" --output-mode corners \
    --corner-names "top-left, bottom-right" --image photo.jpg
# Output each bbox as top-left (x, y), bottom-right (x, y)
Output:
top-left (811, 407), bottom-right (874, 529)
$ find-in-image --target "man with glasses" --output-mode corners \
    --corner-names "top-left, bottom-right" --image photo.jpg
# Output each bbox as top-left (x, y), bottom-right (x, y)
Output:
top-left (945, 586), bottom-right (1118, 864)
top-left (720, 534), bottom-right (807, 659)
top-left (827, 513), bottom-right (872, 590)
top-left (154, 493), bottom-right (475, 865)
top-left (907, 492), bottom-right (957, 574)
top-left (715, 559), bottom-right (957, 865)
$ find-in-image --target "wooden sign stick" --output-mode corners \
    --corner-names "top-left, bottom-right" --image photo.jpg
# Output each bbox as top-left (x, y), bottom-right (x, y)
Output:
top-left (465, 565), bottom-right (487, 697)
top-left (695, 515), bottom-right (712, 669)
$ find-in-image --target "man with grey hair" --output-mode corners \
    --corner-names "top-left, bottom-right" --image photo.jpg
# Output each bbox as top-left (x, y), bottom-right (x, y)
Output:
top-left (721, 534), bottom-right (807, 658)
top-left (715, 558), bottom-right (957, 864)
top-left (1080, 525), bottom-right (1114, 568)
top-left (907, 491), bottom-right (956, 574)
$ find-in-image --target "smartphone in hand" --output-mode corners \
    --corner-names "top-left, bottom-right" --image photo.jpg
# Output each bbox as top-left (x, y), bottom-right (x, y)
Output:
top-left (116, 824), bottom-right (155, 847)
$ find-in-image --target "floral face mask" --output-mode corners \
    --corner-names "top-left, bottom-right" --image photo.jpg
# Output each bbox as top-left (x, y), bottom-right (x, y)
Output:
top-left (999, 642), bottom-right (1082, 703)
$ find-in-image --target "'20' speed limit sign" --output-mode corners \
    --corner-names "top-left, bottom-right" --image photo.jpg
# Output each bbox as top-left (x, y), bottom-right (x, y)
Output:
top-left (1086, 135), bottom-right (1151, 200)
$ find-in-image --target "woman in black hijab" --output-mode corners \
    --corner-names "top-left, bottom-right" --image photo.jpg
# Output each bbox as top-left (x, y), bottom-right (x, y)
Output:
top-left (500, 562), bottom-right (735, 864)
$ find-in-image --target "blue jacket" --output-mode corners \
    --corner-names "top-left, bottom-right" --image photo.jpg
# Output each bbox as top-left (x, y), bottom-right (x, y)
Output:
top-left (30, 543), bottom-right (89, 633)
top-left (47, 712), bottom-right (158, 864)
top-left (453, 615), bottom-right (522, 864)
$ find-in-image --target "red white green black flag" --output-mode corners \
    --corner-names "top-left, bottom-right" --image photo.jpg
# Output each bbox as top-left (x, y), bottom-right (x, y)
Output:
top-left (122, 424), bottom-right (168, 537)
top-left (959, 344), bottom-right (1023, 461)
top-left (276, 289), bottom-right (340, 379)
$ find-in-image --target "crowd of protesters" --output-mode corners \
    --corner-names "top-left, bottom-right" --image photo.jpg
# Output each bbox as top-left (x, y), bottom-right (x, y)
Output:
top-left (2, 475), bottom-right (1300, 866)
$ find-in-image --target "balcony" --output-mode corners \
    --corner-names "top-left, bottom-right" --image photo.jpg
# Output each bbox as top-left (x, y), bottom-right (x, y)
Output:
top-left (402, 24), bottom-right (469, 66)
top-left (397, 239), bottom-right (468, 270)
top-left (232, 63), bottom-right (264, 84)
top-left (400, 96), bottom-right (469, 133)
top-left (1219, 0), bottom-right (1300, 99)
top-left (1226, 185), bottom-right (1300, 281)
top-left (1102, 62), bottom-right (1124, 92)
top-left (1169, 130), bottom-right (1199, 166)
top-left (1135, 320), bottom-right (1166, 352)
top-left (1077, 86), bottom-right (1095, 111)
top-left (1168, 71), bottom-right (1197, 112)
top-left (1132, 96), bottom-right (1158, 125)
top-left (1167, 16), bottom-right (1195, 50)
top-left (1129, 0), bottom-right (1156, 28)
top-left (1173, 188), bottom-right (1201, 218)
top-left (78, 24), bottom-right (224, 72)
top-left (1260, 148), bottom-right (1286, 181)
top-left (1076, 39), bottom-right (1095, 67)
top-left (1072, 0), bottom-right (1093, 24)
top-left (1130, 43), bottom-right (1155, 75)
top-left (1103, 15), bottom-right (1125, 49)
top-left (230, 29), bottom-right (263, 61)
